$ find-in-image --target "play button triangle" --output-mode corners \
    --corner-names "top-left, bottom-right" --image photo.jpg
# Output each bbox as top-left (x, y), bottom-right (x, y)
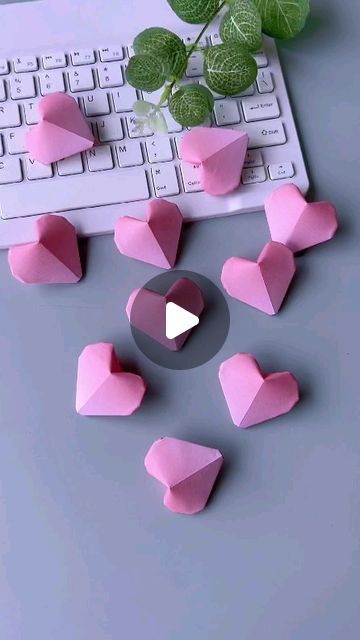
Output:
top-left (165, 302), bottom-right (200, 340)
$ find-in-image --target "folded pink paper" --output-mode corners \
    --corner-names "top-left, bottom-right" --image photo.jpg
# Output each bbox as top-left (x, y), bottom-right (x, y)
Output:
top-left (126, 277), bottom-right (204, 351)
top-left (219, 353), bottom-right (299, 428)
top-left (265, 184), bottom-right (338, 252)
top-left (221, 241), bottom-right (296, 315)
top-left (145, 437), bottom-right (223, 514)
top-left (76, 342), bottom-right (146, 416)
top-left (114, 199), bottom-right (183, 269)
top-left (8, 214), bottom-right (82, 284)
top-left (26, 92), bottom-right (94, 165)
top-left (180, 127), bottom-right (248, 195)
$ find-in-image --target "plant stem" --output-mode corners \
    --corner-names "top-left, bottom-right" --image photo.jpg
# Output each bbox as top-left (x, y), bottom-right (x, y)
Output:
top-left (156, 1), bottom-right (226, 108)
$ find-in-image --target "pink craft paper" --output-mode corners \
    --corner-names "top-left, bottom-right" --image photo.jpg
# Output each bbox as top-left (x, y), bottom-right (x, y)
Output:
top-left (114, 199), bottom-right (183, 269)
top-left (8, 214), bottom-right (82, 284)
top-left (221, 241), bottom-right (296, 315)
top-left (26, 92), bottom-right (94, 165)
top-left (219, 353), bottom-right (299, 428)
top-left (265, 183), bottom-right (338, 252)
top-left (145, 437), bottom-right (223, 514)
top-left (76, 342), bottom-right (146, 416)
top-left (126, 277), bottom-right (204, 351)
top-left (180, 127), bottom-right (248, 195)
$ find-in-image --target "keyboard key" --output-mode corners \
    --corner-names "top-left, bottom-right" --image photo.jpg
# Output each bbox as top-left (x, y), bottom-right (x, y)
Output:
top-left (0, 79), bottom-right (5, 102)
top-left (68, 67), bottom-right (95, 92)
top-left (0, 59), bottom-right (9, 75)
top-left (253, 51), bottom-right (268, 67)
top-left (142, 87), bottom-right (167, 105)
top-left (42, 51), bottom-right (66, 70)
top-left (127, 44), bottom-right (135, 58)
top-left (97, 115), bottom-right (123, 142)
top-left (146, 137), bottom-right (173, 163)
top-left (7, 129), bottom-right (27, 154)
top-left (245, 121), bottom-right (286, 148)
top-left (26, 157), bottom-right (53, 180)
top-left (242, 96), bottom-right (280, 122)
top-left (268, 162), bottom-right (294, 180)
top-left (24, 101), bottom-right (40, 125)
top-left (98, 63), bottom-right (124, 88)
top-left (243, 149), bottom-right (263, 168)
top-left (70, 49), bottom-right (95, 66)
top-left (180, 162), bottom-right (202, 193)
top-left (86, 145), bottom-right (114, 171)
top-left (99, 46), bottom-right (124, 62)
top-left (210, 32), bottom-right (221, 45)
top-left (214, 100), bottom-right (240, 125)
top-left (112, 86), bottom-right (138, 112)
top-left (235, 83), bottom-right (255, 97)
top-left (183, 35), bottom-right (207, 48)
top-left (257, 69), bottom-right (274, 94)
top-left (126, 114), bottom-right (152, 137)
top-left (199, 78), bottom-right (223, 99)
top-left (0, 103), bottom-right (21, 128)
top-left (161, 107), bottom-right (183, 133)
top-left (241, 166), bottom-right (267, 184)
top-left (152, 164), bottom-right (180, 197)
top-left (84, 92), bottom-right (110, 116)
top-left (186, 52), bottom-right (204, 77)
top-left (39, 70), bottom-right (65, 95)
top-left (0, 157), bottom-right (22, 184)
top-left (0, 135), bottom-right (3, 157)
top-left (13, 55), bottom-right (38, 73)
top-left (0, 171), bottom-right (150, 219)
top-left (57, 153), bottom-right (83, 176)
top-left (10, 75), bottom-right (36, 100)
top-left (117, 140), bottom-right (143, 167)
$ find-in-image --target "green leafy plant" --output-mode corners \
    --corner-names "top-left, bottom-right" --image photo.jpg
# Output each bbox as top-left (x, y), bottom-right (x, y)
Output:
top-left (126, 0), bottom-right (310, 132)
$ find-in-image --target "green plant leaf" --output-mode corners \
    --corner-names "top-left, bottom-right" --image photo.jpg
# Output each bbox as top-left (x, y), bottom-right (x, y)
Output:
top-left (133, 27), bottom-right (187, 78)
top-left (167, 0), bottom-right (221, 24)
top-left (169, 84), bottom-right (214, 127)
top-left (253, 0), bottom-right (309, 39)
top-left (126, 54), bottom-right (167, 92)
top-left (204, 43), bottom-right (257, 95)
top-left (220, 0), bottom-right (262, 52)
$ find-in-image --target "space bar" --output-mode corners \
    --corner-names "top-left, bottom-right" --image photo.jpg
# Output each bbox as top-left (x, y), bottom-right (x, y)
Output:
top-left (0, 170), bottom-right (150, 220)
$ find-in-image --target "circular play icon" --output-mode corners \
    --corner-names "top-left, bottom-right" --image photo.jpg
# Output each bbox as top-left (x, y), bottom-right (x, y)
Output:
top-left (127, 270), bottom-right (230, 370)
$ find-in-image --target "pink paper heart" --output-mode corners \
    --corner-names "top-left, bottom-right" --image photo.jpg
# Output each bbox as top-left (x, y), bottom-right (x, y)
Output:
top-left (221, 241), bottom-right (296, 315)
top-left (265, 183), bottom-right (338, 252)
top-left (26, 92), bottom-right (94, 165)
top-left (126, 277), bottom-right (204, 351)
top-left (114, 199), bottom-right (183, 269)
top-left (76, 343), bottom-right (146, 416)
top-left (8, 214), bottom-right (82, 284)
top-left (219, 353), bottom-right (299, 428)
top-left (145, 437), bottom-right (223, 514)
top-left (180, 127), bottom-right (248, 195)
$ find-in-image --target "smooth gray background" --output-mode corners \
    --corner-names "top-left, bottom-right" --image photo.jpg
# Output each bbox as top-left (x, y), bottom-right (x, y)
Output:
top-left (0, 1), bottom-right (359, 638)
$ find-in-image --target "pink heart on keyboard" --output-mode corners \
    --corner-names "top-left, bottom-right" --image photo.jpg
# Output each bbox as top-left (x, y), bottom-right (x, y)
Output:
top-left (26, 92), bottom-right (94, 165)
top-left (76, 342), bottom-right (146, 416)
top-left (221, 241), bottom-right (296, 315)
top-left (145, 437), bottom-right (223, 514)
top-left (180, 126), bottom-right (248, 195)
top-left (8, 214), bottom-right (82, 284)
top-left (219, 353), bottom-right (299, 428)
top-left (265, 184), bottom-right (338, 252)
top-left (126, 277), bottom-right (204, 351)
top-left (114, 199), bottom-right (183, 269)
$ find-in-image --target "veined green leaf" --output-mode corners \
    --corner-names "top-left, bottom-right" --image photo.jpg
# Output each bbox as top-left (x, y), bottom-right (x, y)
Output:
top-left (126, 54), bottom-right (167, 92)
top-left (253, 0), bottom-right (310, 39)
top-left (204, 43), bottom-right (257, 95)
top-left (133, 27), bottom-right (187, 78)
top-left (169, 84), bottom-right (214, 127)
top-left (220, 0), bottom-right (262, 52)
top-left (167, 0), bottom-right (221, 24)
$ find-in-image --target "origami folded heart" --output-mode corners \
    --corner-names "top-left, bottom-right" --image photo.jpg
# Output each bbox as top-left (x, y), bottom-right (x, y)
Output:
top-left (8, 214), bottom-right (82, 284)
top-left (145, 437), bottom-right (223, 514)
top-left (114, 199), bottom-right (183, 269)
top-left (26, 92), bottom-right (94, 165)
top-left (221, 241), bottom-right (296, 315)
top-left (180, 127), bottom-right (248, 195)
top-left (265, 184), bottom-right (338, 252)
top-left (76, 342), bottom-right (146, 416)
top-left (219, 353), bottom-right (299, 428)
top-left (126, 277), bottom-right (204, 351)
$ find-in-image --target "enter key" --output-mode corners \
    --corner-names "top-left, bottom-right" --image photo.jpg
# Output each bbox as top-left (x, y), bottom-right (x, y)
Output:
top-left (242, 95), bottom-right (280, 122)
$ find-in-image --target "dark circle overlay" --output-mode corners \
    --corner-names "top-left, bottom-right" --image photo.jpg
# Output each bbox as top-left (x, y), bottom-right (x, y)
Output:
top-left (129, 270), bottom-right (230, 370)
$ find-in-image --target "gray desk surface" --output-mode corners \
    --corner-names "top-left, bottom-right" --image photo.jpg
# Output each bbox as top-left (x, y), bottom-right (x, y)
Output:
top-left (1, 1), bottom-right (359, 638)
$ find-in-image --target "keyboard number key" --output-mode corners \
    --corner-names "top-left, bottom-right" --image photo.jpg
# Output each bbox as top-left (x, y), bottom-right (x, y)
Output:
top-left (39, 71), bottom-right (65, 95)
top-left (10, 75), bottom-right (36, 100)
top-left (68, 68), bottom-right (94, 92)
top-left (152, 164), bottom-right (180, 197)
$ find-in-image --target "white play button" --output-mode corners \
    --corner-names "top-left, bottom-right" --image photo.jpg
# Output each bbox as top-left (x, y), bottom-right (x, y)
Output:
top-left (165, 302), bottom-right (200, 340)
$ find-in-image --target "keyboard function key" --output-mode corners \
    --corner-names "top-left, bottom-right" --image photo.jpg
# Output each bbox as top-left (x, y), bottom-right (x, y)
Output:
top-left (0, 103), bottom-right (21, 128)
top-left (57, 153), bottom-right (83, 176)
top-left (10, 75), bottom-right (36, 100)
top-left (146, 138), bottom-right (173, 163)
top-left (7, 129), bottom-right (27, 154)
top-left (242, 96), bottom-right (280, 122)
top-left (86, 145), bottom-right (114, 171)
top-left (246, 121), bottom-right (286, 148)
top-left (26, 157), bottom-right (53, 180)
top-left (24, 101), bottom-right (40, 125)
top-left (214, 100), bottom-right (240, 125)
top-left (13, 55), bottom-right (38, 73)
top-left (241, 166), bottom-right (267, 184)
top-left (99, 46), bottom-right (124, 62)
top-left (0, 59), bottom-right (9, 75)
top-left (42, 52), bottom-right (66, 70)
top-left (180, 162), bottom-right (203, 193)
top-left (97, 115), bottom-right (123, 142)
top-left (98, 63), bottom-right (124, 88)
top-left (152, 164), bottom-right (180, 197)
top-left (243, 149), bottom-right (263, 168)
top-left (257, 69), bottom-right (274, 94)
top-left (84, 92), bottom-right (110, 116)
top-left (70, 49), bottom-right (95, 66)
top-left (68, 67), bottom-right (95, 92)
top-left (39, 70), bottom-right (65, 95)
top-left (268, 162), bottom-right (294, 180)
top-left (0, 157), bottom-right (23, 184)
top-left (116, 140), bottom-right (143, 167)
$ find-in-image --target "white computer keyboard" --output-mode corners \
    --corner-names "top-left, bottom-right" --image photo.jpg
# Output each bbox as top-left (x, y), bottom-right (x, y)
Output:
top-left (0, 30), bottom-right (309, 247)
